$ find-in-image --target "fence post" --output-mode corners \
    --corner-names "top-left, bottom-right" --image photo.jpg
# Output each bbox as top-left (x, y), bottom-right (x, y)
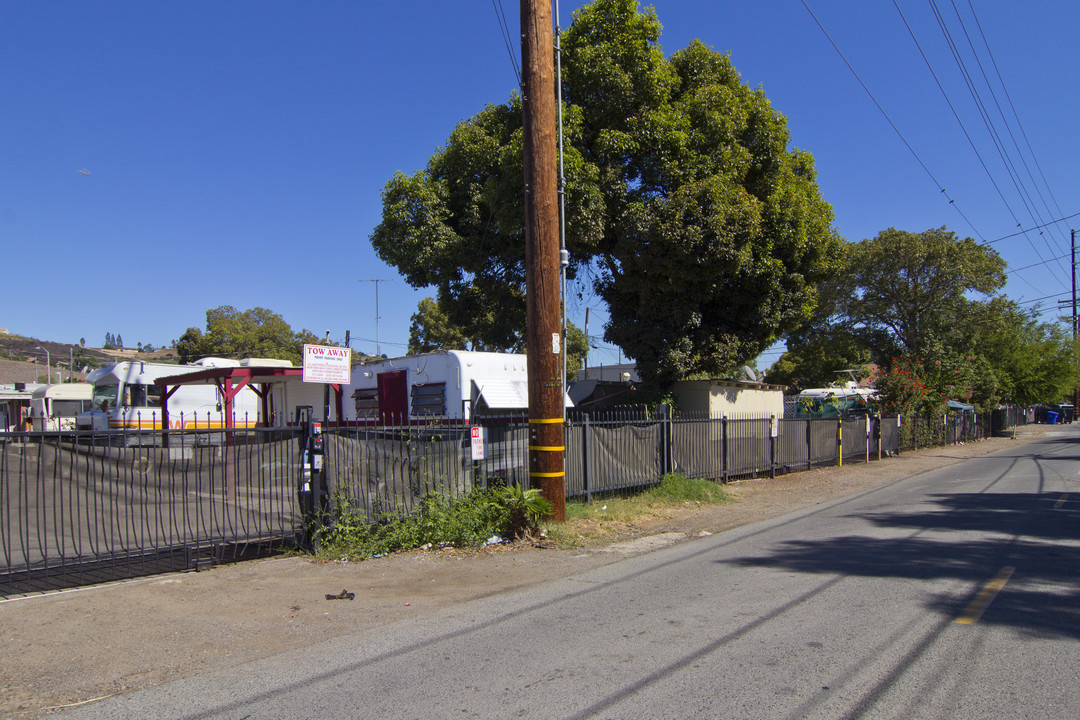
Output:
top-left (660, 403), bottom-right (672, 477)
top-left (837, 417), bottom-right (843, 467)
top-left (875, 413), bottom-right (882, 460)
top-left (770, 415), bottom-right (776, 478)
top-left (865, 415), bottom-right (870, 463)
top-left (582, 412), bottom-right (591, 504)
top-left (721, 416), bottom-right (728, 483)
top-left (806, 418), bottom-right (812, 471)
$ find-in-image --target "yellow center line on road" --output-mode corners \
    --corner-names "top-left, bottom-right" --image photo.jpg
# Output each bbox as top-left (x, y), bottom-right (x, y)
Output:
top-left (955, 566), bottom-right (1014, 625)
top-left (1055, 493), bottom-right (1069, 508)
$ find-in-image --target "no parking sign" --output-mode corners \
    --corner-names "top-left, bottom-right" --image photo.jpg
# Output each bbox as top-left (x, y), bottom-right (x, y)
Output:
top-left (470, 426), bottom-right (485, 460)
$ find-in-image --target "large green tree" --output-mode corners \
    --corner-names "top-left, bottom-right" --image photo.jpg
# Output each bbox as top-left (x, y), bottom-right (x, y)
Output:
top-left (777, 226), bottom-right (1073, 411)
top-left (176, 306), bottom-right (322, 365)
top-left (371, 0), bottom-right (841, 388)
top-left (960, 297), bottom-right (1076, 407)
top-left (839, 227), bottom-right (1006, 360)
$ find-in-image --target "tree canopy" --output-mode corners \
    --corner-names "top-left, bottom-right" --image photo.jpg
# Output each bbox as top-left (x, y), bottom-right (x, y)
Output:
top-left (770, 226), bottom-right (1076, 411)
top-left (371, 0), bottom-right (841, 388)
top-left (176, 306), bottom-right (322, 365)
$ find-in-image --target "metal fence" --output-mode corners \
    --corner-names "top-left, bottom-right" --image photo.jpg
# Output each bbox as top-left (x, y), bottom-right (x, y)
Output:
top-left (1, 425), bottom-right (305, 596)
top-left (1, 405), bottom-right (1029, 596)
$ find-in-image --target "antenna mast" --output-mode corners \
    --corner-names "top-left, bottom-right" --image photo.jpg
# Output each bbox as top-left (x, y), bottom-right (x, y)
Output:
top-left (358, 279), bottom-right (390, 357)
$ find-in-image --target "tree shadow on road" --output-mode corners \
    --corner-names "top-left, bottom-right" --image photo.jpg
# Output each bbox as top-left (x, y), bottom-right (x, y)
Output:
top-left (722, 491), bottom-right (1080, 638)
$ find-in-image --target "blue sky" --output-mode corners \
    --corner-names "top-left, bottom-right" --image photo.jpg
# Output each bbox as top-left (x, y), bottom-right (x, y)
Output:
top-left (3, 1), bottom-right (1079, 371)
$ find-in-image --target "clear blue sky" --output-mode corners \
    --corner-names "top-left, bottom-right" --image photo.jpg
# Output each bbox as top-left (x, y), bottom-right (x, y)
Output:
top-left (4, 1), bottom-right (1079, 370)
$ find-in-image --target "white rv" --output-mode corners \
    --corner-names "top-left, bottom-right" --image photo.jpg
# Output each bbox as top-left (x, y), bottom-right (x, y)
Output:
top-left (343, 350), bottom-right (570, 424)
top-left (30, 383), bottom-right (93, 431)
top-left (794, 379), bottom-right (878, 419)
top-left (76, 358), bottom-right (261, 431)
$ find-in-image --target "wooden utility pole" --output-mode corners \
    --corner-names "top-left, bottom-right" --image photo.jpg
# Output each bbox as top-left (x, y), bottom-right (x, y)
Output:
top-left (1067, 227), bottom-right (1075, 414)
top-left (521, 0), bottom-right (565, 520)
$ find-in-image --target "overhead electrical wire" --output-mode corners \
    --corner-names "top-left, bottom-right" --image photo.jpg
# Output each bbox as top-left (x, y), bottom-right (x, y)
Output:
top-left (927, 0), bottom-right (1069, 282)
top-left (967, 0), bottom-right (1071, 234)
top-left (893, 0), bottom-right (1066, 291)
top-left (986, 211), bottom-right (1080, 244)
top-left (805, 0), bottom-right (1072, 303)
top-left (800, 0), bottom-right (985, 242)
top-left (950, 0), bottom-right (1068, 255)
top-left (491, 0), bottom-right (521, 88)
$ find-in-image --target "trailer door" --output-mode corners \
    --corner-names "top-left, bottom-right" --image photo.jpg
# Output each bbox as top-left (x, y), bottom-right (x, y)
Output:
top-left (377, 370), bottom-right (408, 425)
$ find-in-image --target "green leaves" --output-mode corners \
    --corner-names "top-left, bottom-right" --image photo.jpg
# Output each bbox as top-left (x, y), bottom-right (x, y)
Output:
top-left (370, 0), bottom-right (841, 389)
top-left (176, 305), bottom-right (322, 365)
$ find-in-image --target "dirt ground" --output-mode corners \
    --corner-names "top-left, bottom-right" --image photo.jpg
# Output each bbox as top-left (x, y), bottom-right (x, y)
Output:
top-left (0, 425), bottom-right (1053, 718)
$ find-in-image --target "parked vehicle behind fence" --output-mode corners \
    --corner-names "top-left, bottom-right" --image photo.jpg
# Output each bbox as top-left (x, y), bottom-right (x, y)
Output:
top-left (75, 357), bottom-right (261, 432)
top-left (30, 382), bottom-right (93, 431)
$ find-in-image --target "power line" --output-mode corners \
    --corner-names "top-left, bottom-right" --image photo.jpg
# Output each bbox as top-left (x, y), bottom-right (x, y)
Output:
top-left (801, 0), bottom-right (985, 242)
top-left (893, 0), bottom-right (1066, 287)
top-left (491, 0), bottom-right (521, 88)
top-left (928, 0), bottom-right (1069, 278)
top-left (986, 212), bottom-right (1080, 244)
top-left (967, 0), bottom-right (1071, 237)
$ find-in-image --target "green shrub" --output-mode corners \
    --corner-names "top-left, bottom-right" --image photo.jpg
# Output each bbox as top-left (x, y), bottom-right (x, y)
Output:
top-left (641, 472), bottom-right (735, 504)
top-left (314, 485), bottom-right (549, 561)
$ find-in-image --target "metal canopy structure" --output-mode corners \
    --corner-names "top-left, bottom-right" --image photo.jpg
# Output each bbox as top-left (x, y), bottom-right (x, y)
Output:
top-left (154, 366), bottom-right (345, 431)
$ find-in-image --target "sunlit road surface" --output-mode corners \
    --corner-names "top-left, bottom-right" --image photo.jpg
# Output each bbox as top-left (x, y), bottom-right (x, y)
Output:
top-left (63, 427), bottom-right (1080, 720)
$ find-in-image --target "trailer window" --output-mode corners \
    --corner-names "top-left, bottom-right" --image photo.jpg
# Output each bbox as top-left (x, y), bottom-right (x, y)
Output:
top-left (92, 385), bottom-right (118, 411)
top-left (410, 383), bottom-right (446, 415)
top-left (352, 388), bottom-right (378, 418)
top-left (121, 384), bottom-right (162, 408)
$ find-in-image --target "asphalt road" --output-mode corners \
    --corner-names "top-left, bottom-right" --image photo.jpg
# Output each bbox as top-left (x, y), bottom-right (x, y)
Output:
top-left (61, 426), bottom-right (1080, 719)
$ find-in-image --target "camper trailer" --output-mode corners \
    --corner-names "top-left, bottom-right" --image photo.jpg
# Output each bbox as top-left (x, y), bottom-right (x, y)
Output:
top-left (794, 381), bottom-right (877, 419)
top-left (76, 358), bottom-right (261, 432)
top-left (343, 350), bottom-right (570, 424)
top-left (30, 383), bottom-right (93, 431)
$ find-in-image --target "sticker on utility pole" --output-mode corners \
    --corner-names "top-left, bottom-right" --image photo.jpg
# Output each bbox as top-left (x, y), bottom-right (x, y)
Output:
top-left (552, 332), bottom-right (561, 354)
top-left (470, 426), bottom-right (485, 460)
top-left (770, 416), bottom-right (779, 438)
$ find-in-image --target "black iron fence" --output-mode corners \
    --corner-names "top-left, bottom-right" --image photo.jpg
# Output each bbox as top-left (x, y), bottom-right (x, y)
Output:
top-left (1, 425), bottom-right (305, 596)
top-left (1, 405), bottom-right (1029, 596)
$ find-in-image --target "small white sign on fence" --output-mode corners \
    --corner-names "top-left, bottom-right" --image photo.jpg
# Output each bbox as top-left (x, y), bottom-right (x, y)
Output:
top-left (470, 426), bottom-right (485, 460)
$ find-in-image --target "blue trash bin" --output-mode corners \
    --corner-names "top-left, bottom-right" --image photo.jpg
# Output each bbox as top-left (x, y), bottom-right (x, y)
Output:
top-left (1047, 411), bottom-right (1059, 425)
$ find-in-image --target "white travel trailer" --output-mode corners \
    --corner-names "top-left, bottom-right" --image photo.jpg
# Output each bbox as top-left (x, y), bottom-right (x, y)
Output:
top-left (76, 358), bottom-right (260, 432)
top-left (343, 350), bottom-right (570, 424)
top-left (794, 371), bottom-right (878, 419)
top-left (30, 383), bottom-right (93, 431)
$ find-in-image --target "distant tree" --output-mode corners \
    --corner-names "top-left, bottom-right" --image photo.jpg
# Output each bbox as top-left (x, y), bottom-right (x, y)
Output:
top-left (408, 297), bottom-right (475, 354)
top-left (103, 332), bottom-right (113, 348)
top-left (565, 322), bottom-right (589, 382)
top-left (116, 334), bottom-right (123, 349)
top-left (176, 306), bottom-right (323, 365)
top-left (79, 337), bottom-right (85, 348)
top-left (838, 227), bottom-right (1006, 360)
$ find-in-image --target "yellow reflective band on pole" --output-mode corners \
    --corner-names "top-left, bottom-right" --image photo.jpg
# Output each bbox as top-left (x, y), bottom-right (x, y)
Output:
top-left (529, 471), bottom-right (565, 478)
top-left (529, 418), bottom-right (564, 424)
top-left (529, 445), bottom-right (565, 452)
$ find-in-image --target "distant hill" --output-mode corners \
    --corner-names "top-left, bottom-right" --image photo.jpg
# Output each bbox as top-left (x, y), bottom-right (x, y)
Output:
top-left (0, 332), bottom-right (181, 384)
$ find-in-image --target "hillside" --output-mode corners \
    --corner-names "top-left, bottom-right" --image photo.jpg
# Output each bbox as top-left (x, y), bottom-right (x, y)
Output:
top-left (0, 332), bottom-right (180, 384)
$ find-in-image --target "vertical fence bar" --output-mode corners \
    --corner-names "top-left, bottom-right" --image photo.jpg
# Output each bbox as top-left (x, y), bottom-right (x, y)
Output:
top-left (837, 417), bottom-right (843, 467)
top-left (582, 413), bottom-right (591, 503)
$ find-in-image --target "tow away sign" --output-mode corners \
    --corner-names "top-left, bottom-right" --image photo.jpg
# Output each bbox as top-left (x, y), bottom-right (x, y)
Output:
top-left (302, 345), bottom-right (352, 384)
